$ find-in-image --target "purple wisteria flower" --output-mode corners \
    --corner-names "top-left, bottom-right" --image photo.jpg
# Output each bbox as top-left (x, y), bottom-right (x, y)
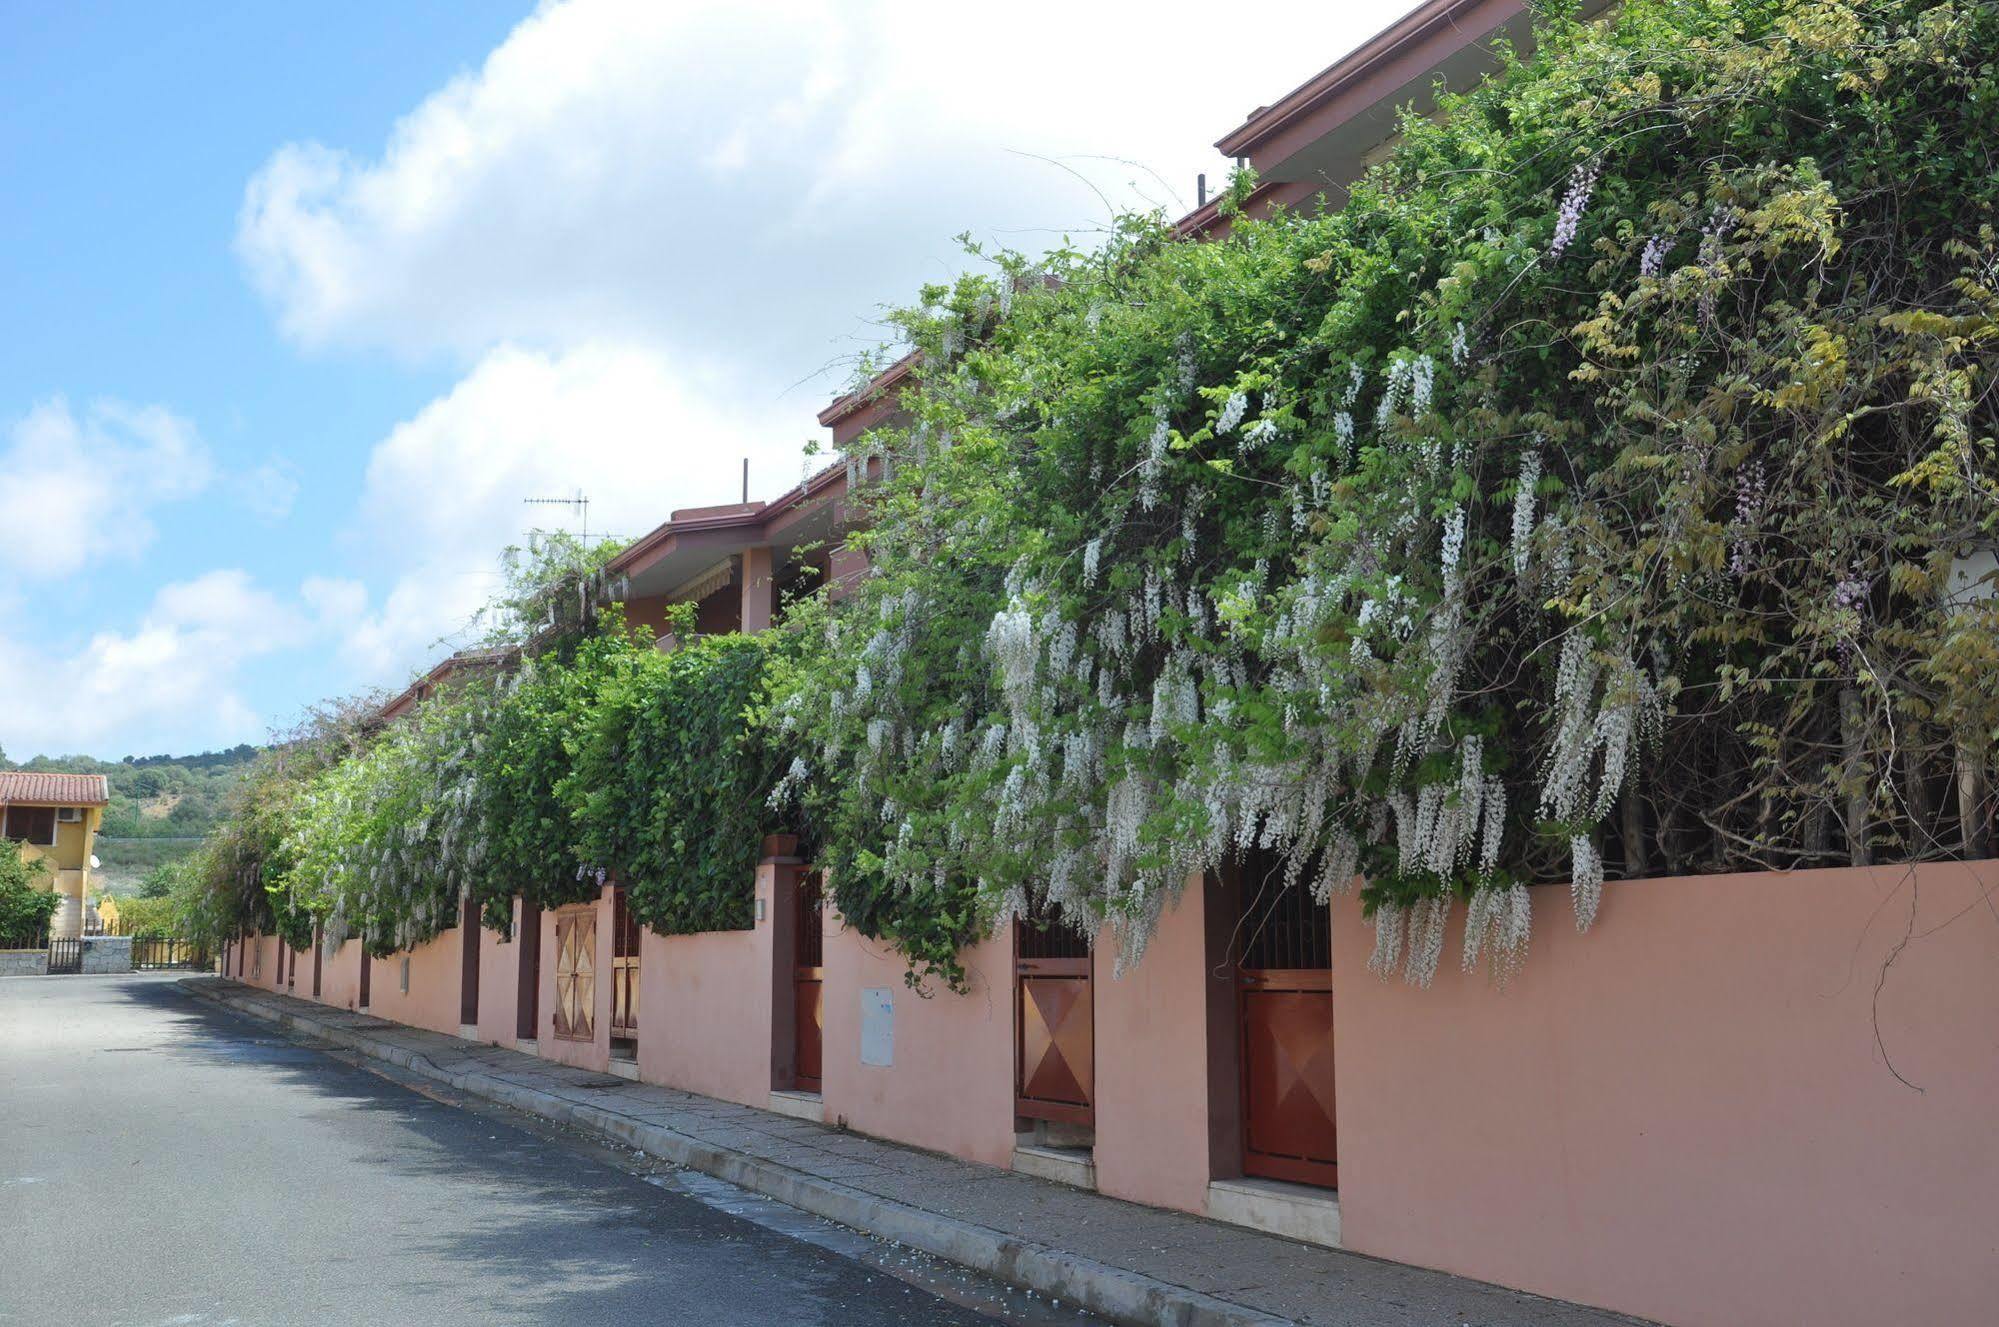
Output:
top-left (1640, 233), bottom-right (1670, 278)
top-left (1730, 459), bottom-right (1767, 576)
top-left (1833, 566), bottom-right (1868, 664)
top-left (1549, 161), bottom-right (1602, 260)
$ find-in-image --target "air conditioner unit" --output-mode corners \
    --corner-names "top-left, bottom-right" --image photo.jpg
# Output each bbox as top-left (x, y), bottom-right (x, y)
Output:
top-left (56, 807), bottom-right (82, 823)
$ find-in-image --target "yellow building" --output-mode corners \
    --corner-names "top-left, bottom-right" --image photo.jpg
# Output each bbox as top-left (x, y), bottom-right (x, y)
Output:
top-left (2, 771), bottom-right (109, 940)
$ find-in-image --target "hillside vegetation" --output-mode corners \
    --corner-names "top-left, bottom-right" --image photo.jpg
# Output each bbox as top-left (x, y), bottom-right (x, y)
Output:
top-left (0, 744), bottom-right (261, 892)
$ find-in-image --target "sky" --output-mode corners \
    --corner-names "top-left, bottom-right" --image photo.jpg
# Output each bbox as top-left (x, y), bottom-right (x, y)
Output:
top-left (0, 0), bottom-right (1414, 762)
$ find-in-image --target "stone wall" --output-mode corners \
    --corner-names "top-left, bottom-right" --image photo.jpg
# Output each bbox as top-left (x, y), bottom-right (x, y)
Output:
top-left (79, 935), bottom-right (132, 974)
top-left (0, 950), bottom-right (48, 977)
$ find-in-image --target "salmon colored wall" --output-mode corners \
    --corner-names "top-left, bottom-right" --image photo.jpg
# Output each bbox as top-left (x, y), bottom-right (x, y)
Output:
top-left (820, 917), bottom-right (1016, 1167)
top-left (241, 934), bottom-right (278, 989)
top-left (1332, 860), bottom-right (1999, 1327)
top-left (635, 866), bottom-right (774, 1107)
top-left (474, 906), bottom-right (522, 1048)
top-left (537, 887), bottom-right (612, 1073)
top-left (316, 939), bottom-right (366, 1012)
top-left (1092, 880), bottom-right (1215, 1213)
top-left (365, 930), bottom-right (463, 1038)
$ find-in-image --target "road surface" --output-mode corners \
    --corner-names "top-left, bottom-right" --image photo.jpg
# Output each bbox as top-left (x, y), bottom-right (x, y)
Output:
top-left (0, 974), bottom-right (1098, 1326)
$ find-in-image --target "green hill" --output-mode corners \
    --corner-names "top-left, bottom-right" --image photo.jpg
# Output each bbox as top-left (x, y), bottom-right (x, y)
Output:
top-left (0, 744), bottom-right (261, 893)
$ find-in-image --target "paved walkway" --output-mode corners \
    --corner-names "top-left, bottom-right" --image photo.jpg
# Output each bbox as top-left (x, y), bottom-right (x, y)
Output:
top-left (181, 977), bottom-right (1647, 1327)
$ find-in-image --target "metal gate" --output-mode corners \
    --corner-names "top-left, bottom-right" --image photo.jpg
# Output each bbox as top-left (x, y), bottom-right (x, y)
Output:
top-left (1014, 914), bottom-right (1093, 1126)
top-left (131, 937), bottom-right (210, 970)
top-left (1238, 869), bottom-right (1337, 1188)
top-left (46, 937), bottom-right (82, 975)
top-left (553, 904), bottom-right (597, 1042)
top-left (609, 889), bottom-right (639, 1049)
top-left (793, 874), bottom-right (824, 1091)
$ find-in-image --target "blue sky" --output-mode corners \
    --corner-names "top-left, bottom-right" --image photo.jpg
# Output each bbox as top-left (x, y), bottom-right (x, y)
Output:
top-left (0, 0), bottom-right (1407, 761)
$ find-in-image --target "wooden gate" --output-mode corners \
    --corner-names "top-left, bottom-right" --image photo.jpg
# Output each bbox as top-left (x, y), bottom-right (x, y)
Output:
top-left (459, 894), bottom-right (481, 1027)
top-left (553, 905), bottom-right (597, 1042)
top-left (517, 899), bottom-right (542, 1041)
top-left (1014, 915), bottom-right (1093, 1126)
top-left (793, 874), bottom-right (824, 1091)
top-left (1238, 870), bottom-right (1337, 1188)
top-left (359, 946), bottom-right (371, 1008)
top-left (311, 926), bottom-right (322, 999)
top-left (609, 889), bottom-right (639, 1050)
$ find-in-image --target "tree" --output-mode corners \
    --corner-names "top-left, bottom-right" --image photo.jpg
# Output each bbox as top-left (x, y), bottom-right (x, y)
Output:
top-left (138, 863), bottom-right (176, 899)
top-left (0, 852), bottom-right (55, 941)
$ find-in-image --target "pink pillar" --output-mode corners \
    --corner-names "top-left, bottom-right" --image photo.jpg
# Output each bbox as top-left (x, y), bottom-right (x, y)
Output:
top-left (827, 545), bottom-right (870, 602)
top-left (741, 546), bottom-right (776, 633)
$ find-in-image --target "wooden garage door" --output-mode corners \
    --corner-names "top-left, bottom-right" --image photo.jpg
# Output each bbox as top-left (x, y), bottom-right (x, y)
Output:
top-left (1239, 873), bottom-right (1336, 1188)
top-left (794, 874), bottom-right (824, 1091)
top-left (553, 905), bottom-right (597, 1042)
top-left (1015, 916), bottom-right (1093, 1126)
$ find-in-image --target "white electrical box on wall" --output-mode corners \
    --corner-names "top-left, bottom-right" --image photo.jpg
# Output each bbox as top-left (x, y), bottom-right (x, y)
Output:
top-left (859, 987), bottom-right (894, 1067)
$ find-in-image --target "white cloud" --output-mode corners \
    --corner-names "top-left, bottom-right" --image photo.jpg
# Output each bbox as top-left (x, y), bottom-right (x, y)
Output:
top-left (0, 398), bottom-right (213, 579)
top-left (225, 0), bottom-right (1418, 706)
top-left (335, 340), bottom-right (805, 680)
top-left (239, 0), bottom-right (1407, 373)
top-left (238, 459), bottom-right (302, 522)
top-left (0, 569), bottom-right (359, 759)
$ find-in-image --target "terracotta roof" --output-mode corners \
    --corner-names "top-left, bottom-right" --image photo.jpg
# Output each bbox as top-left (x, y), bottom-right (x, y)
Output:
top-left (0, 771), bottom-right (110, 807)
top-left (377, 646), bottom-right (519, 723)
top-left (817, 351), bottom-right (919, 428)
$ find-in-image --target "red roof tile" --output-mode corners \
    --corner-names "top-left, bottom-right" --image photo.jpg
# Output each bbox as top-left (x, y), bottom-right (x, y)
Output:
top-left (0, 771), bottom-right (110, 807)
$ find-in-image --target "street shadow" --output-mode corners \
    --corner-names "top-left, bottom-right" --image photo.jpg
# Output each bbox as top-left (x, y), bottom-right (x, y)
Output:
top-left (105, 978), bottom-right (1003, 1326)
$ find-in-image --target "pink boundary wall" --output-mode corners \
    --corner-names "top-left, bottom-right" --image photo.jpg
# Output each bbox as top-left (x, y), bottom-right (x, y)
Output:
top-left (211, 859), bottom-right (1999, 1327)
top-left (1331, 860), bottom-right (1999, 1327)
top-left (363, 928), bottom-right (462, 1037)
top-left (820, 915), bottom-right (1016, 1167)
top-left (317, 938), bottom-right (365, 1012)
top-left (1091, 879), bottom-right (1216, 1214)
top-left (635, 863), bottom-right (779, 1107)
top-left (474, 902), bottom-right (522, 1048)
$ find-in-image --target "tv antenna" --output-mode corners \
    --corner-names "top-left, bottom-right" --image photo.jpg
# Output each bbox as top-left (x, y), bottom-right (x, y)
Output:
top-left (523, 490), bottom-right (590, 545)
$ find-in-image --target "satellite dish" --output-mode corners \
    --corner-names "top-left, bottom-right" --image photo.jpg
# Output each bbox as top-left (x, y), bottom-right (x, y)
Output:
top-left (89, 855), bottom-right (101, 870)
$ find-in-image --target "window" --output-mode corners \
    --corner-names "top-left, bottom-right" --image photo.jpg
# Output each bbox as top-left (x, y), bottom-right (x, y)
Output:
top-left (2, 806), bottom-right (56, 846)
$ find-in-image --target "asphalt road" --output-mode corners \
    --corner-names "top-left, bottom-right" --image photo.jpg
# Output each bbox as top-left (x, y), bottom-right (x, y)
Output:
top-left (0, 974), bottom-right (1098, 1327)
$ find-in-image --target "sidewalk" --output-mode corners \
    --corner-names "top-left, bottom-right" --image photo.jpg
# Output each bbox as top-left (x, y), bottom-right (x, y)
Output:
top-left (178, 977), bottom-right (1646, 1327)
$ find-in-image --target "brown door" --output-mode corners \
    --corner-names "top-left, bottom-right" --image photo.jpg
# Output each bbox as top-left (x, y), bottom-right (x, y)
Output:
top-left (459, 894), bottom-right (481, 1027)
top-left (609, 889), bottom-right (639, 1048)
top-left (517, 898), bottom-right (541, 1041)
top-left (312, 926), bottom-right (322, 999)
top-left (553, 904), bottom-right (597, 1042)
top-left (1238, 870), bottom-right (1337, 1188)
top-left (793, 874), bottom-right (824, 1091)
top-left (359, 946), bottom-right (371, 1008)
top-left (1015, 915), bottom-right (1093, 1126)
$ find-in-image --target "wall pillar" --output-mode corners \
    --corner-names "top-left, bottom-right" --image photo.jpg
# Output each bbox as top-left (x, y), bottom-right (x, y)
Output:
top-left (763, 841), bottom-right (806, 1091)
top-left (741, 545), bottom-right (777, 633)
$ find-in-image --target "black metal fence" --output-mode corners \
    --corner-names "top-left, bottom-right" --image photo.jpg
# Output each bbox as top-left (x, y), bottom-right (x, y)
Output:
top-left (130, 936), bottom-right (209, 971)
top-left (0, 925), bottom-right (50, 952)
top-left (46, 937), bottom-right (82, 974)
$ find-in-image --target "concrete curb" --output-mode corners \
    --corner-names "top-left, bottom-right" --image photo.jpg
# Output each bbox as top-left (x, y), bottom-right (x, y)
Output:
top-left (180, 978), bottom-right (1291, 1327)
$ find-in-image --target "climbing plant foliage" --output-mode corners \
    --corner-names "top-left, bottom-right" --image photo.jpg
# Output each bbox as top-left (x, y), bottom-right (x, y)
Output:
top-left (176, 540), bottom-right (799, 958)
top-left (189, 0), bottom-right (1999, 992)
top-left (772, 0), bottom-right (1999, 986)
